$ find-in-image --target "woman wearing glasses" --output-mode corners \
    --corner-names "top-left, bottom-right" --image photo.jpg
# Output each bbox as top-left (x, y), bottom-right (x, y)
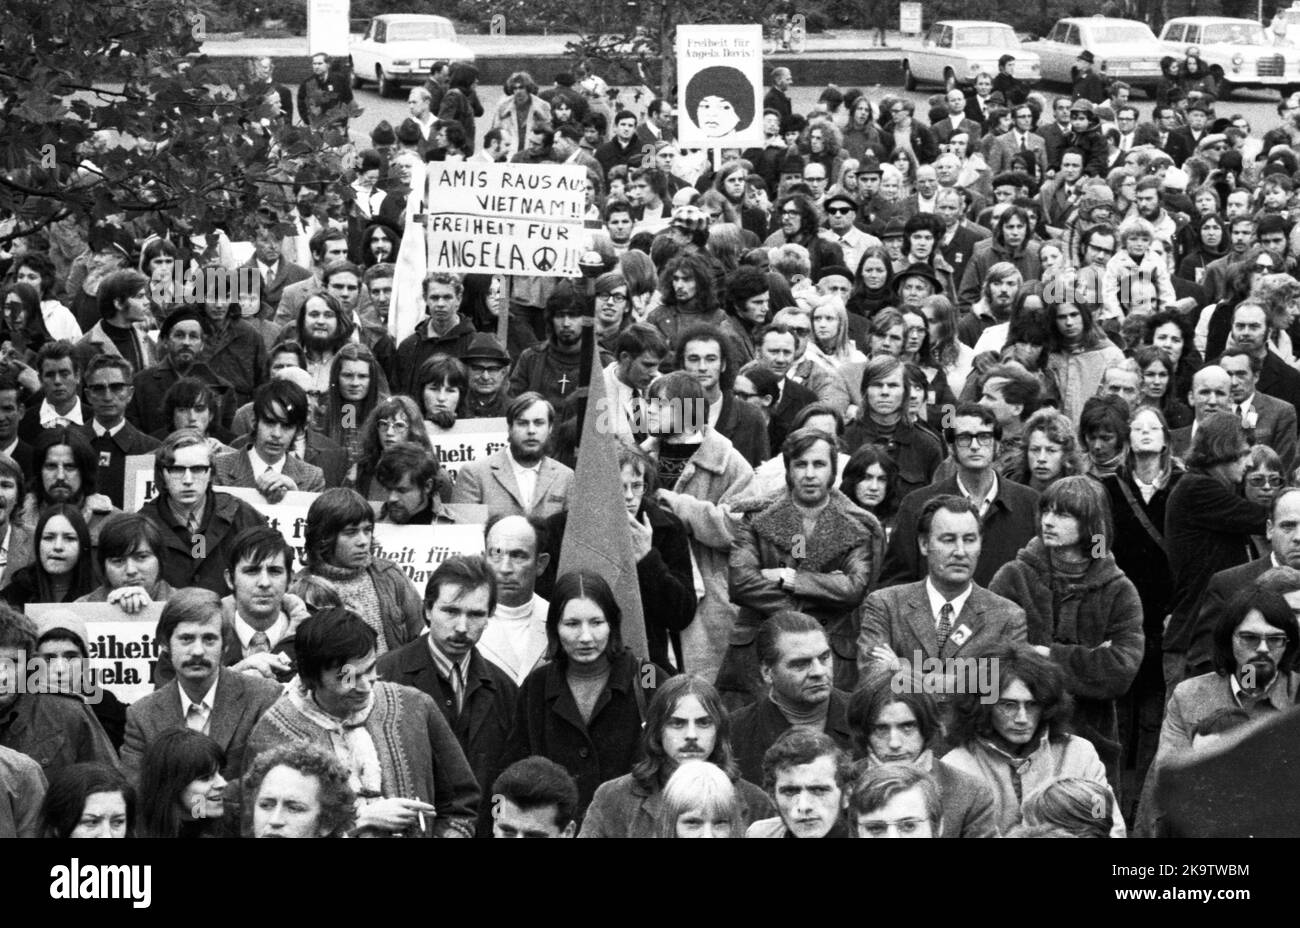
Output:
top-left (989, 476), bottom-right (1144, 802)
top-left (348, 395), bottom-right (439, 502)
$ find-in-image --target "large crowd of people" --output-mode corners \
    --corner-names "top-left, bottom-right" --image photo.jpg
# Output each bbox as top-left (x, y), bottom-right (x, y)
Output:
top-left (1, 38), bottom-right (1298, 840)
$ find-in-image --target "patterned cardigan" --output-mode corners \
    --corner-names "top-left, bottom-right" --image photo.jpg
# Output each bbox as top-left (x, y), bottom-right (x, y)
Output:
top-left (246, 681), bottom-right (481, 838)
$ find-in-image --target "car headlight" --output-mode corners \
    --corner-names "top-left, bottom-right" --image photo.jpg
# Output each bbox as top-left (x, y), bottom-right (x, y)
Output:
top-left (1232, 53), bottom-right (1244, 66)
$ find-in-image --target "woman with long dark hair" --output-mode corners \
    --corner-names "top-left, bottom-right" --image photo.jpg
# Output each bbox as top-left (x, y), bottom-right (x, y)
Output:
top-left (3, 504), bottom-right (96, 605)
top-left (846, 245), bottom-right (896, 320)
top-left (136, 729), bottom-right (229, 838)
top-left (1176, 213), bottom-right (1226, 286)
top-left (321, 342), bottom-right (388, 469)
top-left (1141, 309), bottom-right (1202, 405)
top-left (1133, 345), bottom-right (1192, 429)
top-left (1044, 301), bottom-right (1123, 425)
top-left (502, 569), bottom-right (666, 821)
top-left (40, 763), bottom-right (135, 838)
top-left (155, 378), bottom-right (237, 451)
top-left (840, 443), bottom-right (901, 538)
top-left (349, 396), bottom-right (436, 501)
top-left (0, 282), bottom-right (52, 368)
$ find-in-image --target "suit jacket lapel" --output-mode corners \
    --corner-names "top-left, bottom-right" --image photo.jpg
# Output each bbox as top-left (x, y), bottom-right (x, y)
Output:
top-left (905, 585), bottom-right (937, 658)
top-left (491, 451), bottom-right (525, 508)
top-left (208, 671), bottom-right (240, 752)
top-left (157, 681), bottom-right (186, 731)
top-left (947, 591), bottom-right (985, 658)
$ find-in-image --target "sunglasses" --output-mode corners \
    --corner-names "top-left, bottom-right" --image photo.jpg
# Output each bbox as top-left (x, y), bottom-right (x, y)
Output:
top-left (827, 207), bottom-right (854, 215)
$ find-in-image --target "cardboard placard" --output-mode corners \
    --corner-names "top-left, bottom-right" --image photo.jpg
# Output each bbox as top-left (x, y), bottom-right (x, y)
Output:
top-left (676, 24), bottom-right (765, 149)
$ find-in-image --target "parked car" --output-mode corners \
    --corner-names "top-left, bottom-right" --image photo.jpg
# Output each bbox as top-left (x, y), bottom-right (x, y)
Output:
top-left (1160, 17), bottom-right (1300, 97)
top-left (901, 20), bottom-right (1041, 91)
top-left (1026, 16), bottom-right (1163, 94)
top-left (348, 14), bottom-right (476, 97)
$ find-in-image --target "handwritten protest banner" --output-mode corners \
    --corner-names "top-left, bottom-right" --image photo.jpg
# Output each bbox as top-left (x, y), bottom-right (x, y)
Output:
top-left (26, 603), bottom-right (165, 704)
top-left (677, 25), bottom-right (765, 149)
top-left (424, 162), bottom-right (587, 276)
top-left (125, 454), bottom-right (158, 512)
top-left (216, 488), bottom-right (485, 587)
top-left (427, 417), bottom-right (508, 487)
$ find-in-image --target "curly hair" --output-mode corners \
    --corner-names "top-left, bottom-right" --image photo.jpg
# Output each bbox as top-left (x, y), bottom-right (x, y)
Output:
top-left (948, 644), bottom-right (1074, 748)
top-left (243, 742), bottom-right (358, 838)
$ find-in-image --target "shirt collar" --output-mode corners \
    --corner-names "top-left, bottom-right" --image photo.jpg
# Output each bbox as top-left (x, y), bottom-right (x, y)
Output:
top-left (92, 419), bottom-right (125, 439)
top-left (924, 577), bottom-right (974, 623)
top-left (233, 611), bottom-right (289, 650)
top-left (249, 447), bottom-right (285, 476)
top-left (39, 399), bottom-right (83, 427)
top-left (179, 675), bottom-right (219, 716)
top-left (1229, 669), bottom-right (1281, 707)
top-left (427, 635), bottom-right (473, 679)
top-left (956, 471), bottom-right (999, 508)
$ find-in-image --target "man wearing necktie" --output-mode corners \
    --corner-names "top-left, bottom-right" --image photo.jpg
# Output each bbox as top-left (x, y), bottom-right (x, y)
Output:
top-left (858, 495), bottom-right (1028, 682)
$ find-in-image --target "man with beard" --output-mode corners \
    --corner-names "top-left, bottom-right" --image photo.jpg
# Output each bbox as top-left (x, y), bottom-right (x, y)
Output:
top-left (728, 612), bottom-right (854, 784)
top-left (725, 429), bottom-right (874, 702)
top-left (958, 262), bottom-right (1021, 347)
top-left (1184, 489), bottom-right (1300, 682)
top-left (77, 355), bottom-right (159, 509)
top-left (1151, 586), bottom-right (1298, 796)
top-left (602, 323), bottom-right (670, 444)
top-left (451, 392), bottom-right (573, 522)
top-left (395, 272), bottom-right (478, 397)
top-left (24, 427), bottom-right (118, 544)
top-left (121, 587), bottom-right (283, 781)
top-left (18, 342), bottom-right (88, 443)
top-left (746, 727), bottom-right (852, 838)
top-left (377, 555), bottom-right (516, 836)
top-left (295, 292), bottom-right (354, 396)
top-left (140, 429), bottom-right (267, 595)
top-left (128, 309), bottom-right (236, 434)
top-left (375, 443), bottom-right (466, 525)
top-left (213, 379), bottom-right (325, 502)
top-left (764, 195), bottom-right (844, 279)
top-left (1133, 177), bottom-right (1182, 272)
top-left (511, 283), bottom-right (607, 410)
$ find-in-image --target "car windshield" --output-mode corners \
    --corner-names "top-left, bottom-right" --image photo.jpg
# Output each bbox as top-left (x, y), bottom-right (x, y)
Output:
top-left (1200, 23), bottom-right (1270, 44)
top-left (386, 21), bottom-right (452, 41)
top-left (1086, 24), bottom-right (1155, 42)
top-left (954, 27), bottom-right (1019, 48)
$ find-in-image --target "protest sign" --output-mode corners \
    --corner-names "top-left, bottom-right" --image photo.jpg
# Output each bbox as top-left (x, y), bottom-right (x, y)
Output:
top-left (427, 417), bottom-right (509, 487)
top-left (125, 454), bottom-right (157, 511)
top-left (676, 25), bottom-right (765, 149)
top-left (26, 603), bottom-right (166, 704)
top-left (307, 0), bottom-right (351, 55)
top-left (423, 162), bottom-right (587, 277)
top-left (216, 488), bottom-right (484, 587)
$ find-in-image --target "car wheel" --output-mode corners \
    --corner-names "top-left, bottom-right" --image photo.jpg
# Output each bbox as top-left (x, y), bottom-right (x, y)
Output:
top-left (903, 61), bottom-right (917, 91)
top-left (377, 67), bottom-right (396, 98)
top-left (351, 68), bottom-right (364, 89)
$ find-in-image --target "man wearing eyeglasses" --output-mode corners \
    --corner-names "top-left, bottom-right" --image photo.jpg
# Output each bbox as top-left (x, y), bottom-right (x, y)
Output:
top-left (1153, 583), bottom-right (1299, 797)
top-left (988, 104), bottom-right (1046, 178)
top-left (77, 354), bottom-right (159, 509)
top-left (878, 404), bottom-right (1040, 588)
top-left (140, 428), bottom-right (267, 595)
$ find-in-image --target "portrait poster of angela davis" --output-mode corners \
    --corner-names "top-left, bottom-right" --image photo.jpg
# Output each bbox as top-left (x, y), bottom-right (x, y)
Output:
top-left (676, 24), bottom-right (764, 149)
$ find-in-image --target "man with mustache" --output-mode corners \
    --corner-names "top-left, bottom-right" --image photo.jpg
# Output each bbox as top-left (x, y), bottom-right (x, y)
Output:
top-left (120, 587), bottom-right (282, 781)
top-left (23, 427), bottom-right (118, 546)
top-left (377, 555), bottom-right (515, 837)
top-left (128, 308), bottom-right (236, 434)
top-left (1144, 587), bottom-right (1298, 822)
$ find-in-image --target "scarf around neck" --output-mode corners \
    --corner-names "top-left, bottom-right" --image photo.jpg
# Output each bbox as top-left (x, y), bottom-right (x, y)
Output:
top-left (289, 680), bottom-right (383, 797)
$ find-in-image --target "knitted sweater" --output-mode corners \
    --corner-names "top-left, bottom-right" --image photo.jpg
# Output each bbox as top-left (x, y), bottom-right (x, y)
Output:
top-left (246, 681), bottom-right (480, 837)
top-left (313, 560), bottom-right (388, 655)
